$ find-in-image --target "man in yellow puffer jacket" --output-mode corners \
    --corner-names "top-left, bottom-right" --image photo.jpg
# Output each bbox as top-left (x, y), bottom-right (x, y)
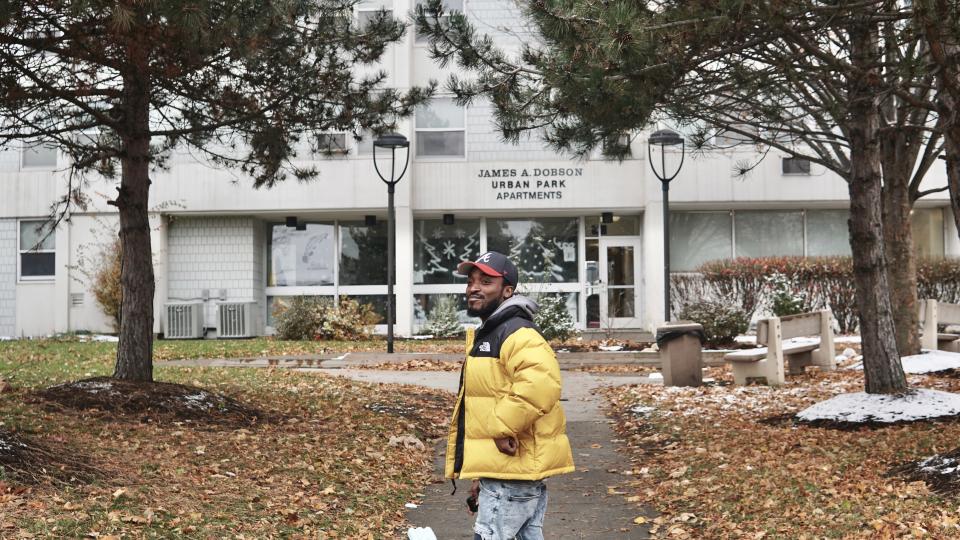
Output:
top-left (446, 251), bottom-right (575, 540)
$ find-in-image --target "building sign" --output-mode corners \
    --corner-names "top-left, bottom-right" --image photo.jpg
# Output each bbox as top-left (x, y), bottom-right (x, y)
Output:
top-left (477, 167), bottom-right (583, 200)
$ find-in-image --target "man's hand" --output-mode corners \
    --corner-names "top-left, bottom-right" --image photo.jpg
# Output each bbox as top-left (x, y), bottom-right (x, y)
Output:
top-left (494, 436), bottom-right (518, 456)
top-left (467, 479), bottom-right (480, 516)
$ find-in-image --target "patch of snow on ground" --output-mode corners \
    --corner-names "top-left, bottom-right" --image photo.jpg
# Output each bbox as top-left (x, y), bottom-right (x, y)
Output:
top-left (69, 380), bottom-right (115, 394)
top-left (919, 454), bottom-right (960, 475)
top-left (630, 405), bottom-right (656, 416)
top-left (599, 345), bottom-right (623, 351)
top-left (181, 392), bottom-right (214, 410)
top-left (796, 389), bottom-right (960, 423)
top-left (847, 350), bottom-right (960, 374)
top-left (900, 350), bottom-right (960, 374)
top-left (647, 372), bottom-right (663, 380)
top-left (0, 336), bottom-right (14, 341)
top-left (835, 335), bottom-right (862, 344)
top-left (734, 335), bottom-right (756, 344)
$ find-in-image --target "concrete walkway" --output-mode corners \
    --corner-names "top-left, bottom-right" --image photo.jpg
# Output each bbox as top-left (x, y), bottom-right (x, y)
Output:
top-left (319, 369), bottom-right (655, 539)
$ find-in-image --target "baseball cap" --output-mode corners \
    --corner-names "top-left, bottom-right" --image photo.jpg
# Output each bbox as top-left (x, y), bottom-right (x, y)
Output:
top-left (457, 251), bottom-right (519, 286)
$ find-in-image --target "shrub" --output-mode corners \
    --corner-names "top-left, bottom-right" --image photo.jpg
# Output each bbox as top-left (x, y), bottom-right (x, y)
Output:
top-left (678, 301), bottom-right (749, 348)
top-left (92, 238), bottom-right (123, 331)
top-left (273, 296), bottom-right (379, 341)
top-left (425, 295), bottom-right (463, 338)
top-left (673, 257), bottom-right (960, 335)
top-left (317, 297), bottom-right (381, 341)
top-left (273, 296), bottom-right (326, 340)
top-left (766, 272), bottom-right (812, 317)
top-left (533, 294), bottom-right (576, 342)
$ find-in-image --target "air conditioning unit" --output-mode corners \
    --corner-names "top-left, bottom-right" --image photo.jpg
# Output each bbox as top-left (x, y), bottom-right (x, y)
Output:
top-left (165, 302), bottom-right (204, 339)
top-left (217, 302), bottom-right (258, 338)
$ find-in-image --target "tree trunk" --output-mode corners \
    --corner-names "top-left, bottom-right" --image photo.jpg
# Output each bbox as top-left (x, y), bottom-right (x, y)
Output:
top-left (880, 170), bottom-right (921, 357)
top-left (113, 65), bottom-right (154, 382)
top-left (919, 1), bottom-right (960, 247)
top-left (947, 129), bottom-right (960, 243)
top-left (847, 17), bottom-right (908, 394)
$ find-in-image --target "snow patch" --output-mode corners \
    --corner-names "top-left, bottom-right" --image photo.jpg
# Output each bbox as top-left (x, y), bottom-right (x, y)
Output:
top-left (796, 389), bottom-right (960, 423)
top-left (900, 350), bottom-right (960, 374)
top-left (181, 392), bottom-right (214, 410)
top-left (919, 454), bottom-right (960, 475)
top-left (647, 372), bottom-right (663, 381)
top-left (630, 405), bottom-right (656, 416)
top-left (599, 345), bottom-right (623, 352)
top-left (68, 380), bottom-right (115, 394)
top-left (0, 336), bottom-right (14, 342)
top-left (847, 350), bottom-right (960, 374)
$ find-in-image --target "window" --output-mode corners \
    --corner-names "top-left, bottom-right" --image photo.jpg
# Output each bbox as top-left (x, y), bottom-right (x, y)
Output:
top-left (267, 223), bottom-right (336, 286)
top-left (486, 218), bottom-right (578, 283)
top-left (414, 218), bottom-right (481, 284)
top-left (806, 210), bottom-right (851, 256)
top-left (669, 212), bottom-right (733, 272)
top-left (316, 133), bottom-right (348, 155)
top-left (714, 124), bottom-right (759, 147)
top-left (415, 97), bottom-right (465, 157)
top-left (600, 133), bottom-right (632, 158)
top-left (413, 293), bottom-right (479, 325)
top-left (19, 220), bottom-right (56, 279)
top-left (585, 215), bottom-right (640, 237)
top-left (339, 220), bottom-right (389, 285)
top-left (913, 208), bottom-right (945, 258)
top-left (415, 0), bottom-right (463, 43)
top-left (734, 211), bottom-right (804, 258)
top-left (21, 144), bottom-right (57, 169)
top-left (356, 8), bottom-right (392, 30)
top-left (782, 157), bottom-right (812, 175)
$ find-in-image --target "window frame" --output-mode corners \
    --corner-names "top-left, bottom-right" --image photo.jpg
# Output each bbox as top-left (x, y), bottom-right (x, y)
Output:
top-left (782, 156), bottom-right (812, 175)
top-left (17, 219), bottom-right (56, 282)
top-left (20, 143), bottom-right (58, 170)
top-left (414, 0), bottom-right (464, 46)
top-left (414, 96), bottom-right (467, 159)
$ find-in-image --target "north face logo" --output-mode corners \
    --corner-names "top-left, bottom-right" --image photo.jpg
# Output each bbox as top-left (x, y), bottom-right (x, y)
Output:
top-left (478, 342), bottom-right (491, 352)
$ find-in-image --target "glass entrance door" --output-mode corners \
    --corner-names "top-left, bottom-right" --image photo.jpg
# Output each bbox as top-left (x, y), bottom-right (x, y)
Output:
top-left (585, 237), bottom-right (642, 329)
top-left (597, 238), bottom-right (642, 328)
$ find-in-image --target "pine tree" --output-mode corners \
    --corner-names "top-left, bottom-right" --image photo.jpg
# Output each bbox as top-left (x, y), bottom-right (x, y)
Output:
top-left (415, 0), bottom-right (922, 393)
top-left (426, 295), bottom-right (463, 338)
top-left (0, 0), bottom-right (432, 382)
top-left (533, 294), bottom-right (575, 342)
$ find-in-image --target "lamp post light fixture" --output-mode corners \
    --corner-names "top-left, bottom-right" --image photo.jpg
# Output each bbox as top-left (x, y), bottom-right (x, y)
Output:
top-left (647, 128), bottom-right (685, 322)
top-left (373, 132), bottom-right (410, 354)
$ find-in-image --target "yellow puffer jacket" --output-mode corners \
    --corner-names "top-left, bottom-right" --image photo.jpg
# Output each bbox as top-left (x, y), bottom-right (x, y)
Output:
top-left (444, 296), bottom-right (575, 481)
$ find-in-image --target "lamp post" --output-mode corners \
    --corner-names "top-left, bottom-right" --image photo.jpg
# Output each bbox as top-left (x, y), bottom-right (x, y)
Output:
top-left (373, 132), bottom-right (410, 353)
top-left (647, 129), bottom-right (685, 322)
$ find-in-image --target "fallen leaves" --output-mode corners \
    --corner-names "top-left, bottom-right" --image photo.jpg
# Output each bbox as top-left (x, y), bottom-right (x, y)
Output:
top-left (604, 367), bottom-right (960, 538)
top-left (0, 340), bottom-right (454, 538)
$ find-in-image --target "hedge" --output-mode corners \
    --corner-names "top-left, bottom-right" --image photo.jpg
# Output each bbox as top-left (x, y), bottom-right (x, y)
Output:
top-left (671, 256), bottom-right (960, 334)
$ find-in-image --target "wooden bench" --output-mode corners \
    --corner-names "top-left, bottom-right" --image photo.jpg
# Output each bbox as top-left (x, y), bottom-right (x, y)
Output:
top-left (920, 299), bottom-right (960, 352)
top-left (724, 310), bottom-right (836, 386)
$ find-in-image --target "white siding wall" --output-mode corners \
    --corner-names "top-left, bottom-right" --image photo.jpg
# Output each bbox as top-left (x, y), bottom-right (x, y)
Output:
top-left (167, 216), bottom-right (262, 334)
top-left (0, 219), bottom-right (16, 337)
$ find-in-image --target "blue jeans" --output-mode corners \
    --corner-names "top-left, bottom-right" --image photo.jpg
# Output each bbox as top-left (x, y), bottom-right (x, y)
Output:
top-left (473, 478), bottom-right (548, 540)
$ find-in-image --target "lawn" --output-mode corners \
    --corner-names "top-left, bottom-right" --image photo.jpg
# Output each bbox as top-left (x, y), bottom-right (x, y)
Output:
top-left (604, 367), bottom-right (960, 539)
top-left (0, 338), bottom-right (454, 538)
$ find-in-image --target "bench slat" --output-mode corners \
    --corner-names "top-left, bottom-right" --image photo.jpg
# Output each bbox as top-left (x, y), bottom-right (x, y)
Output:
top-left (724, 340), bottom-right (820, 363)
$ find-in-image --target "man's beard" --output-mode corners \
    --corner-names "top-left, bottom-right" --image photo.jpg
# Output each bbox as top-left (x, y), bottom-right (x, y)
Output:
top-left (467, 296), bottom-right (504, 319)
